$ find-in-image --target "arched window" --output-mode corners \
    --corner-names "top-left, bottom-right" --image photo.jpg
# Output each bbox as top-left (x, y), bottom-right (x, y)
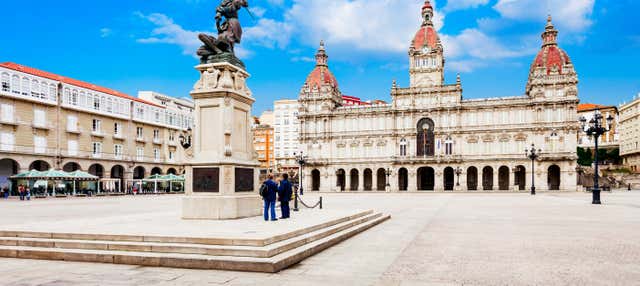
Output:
top-left (21, 77), bottom-right (30, 95)
top-left (400, 138), bottom-right (408, 157)
top-left (49, 84), bottom-right (57, 101)
top-left (31, 79), bottom-right (39, 97)
top-left (72, 90), bottom-right (78, 105)
top-left (40, 82), bottom-right (48, 99)
top-left (11, 75), bottom-right (19, 94)
top-left (417, 118), bottom-right (435, 156)
top-left (1, 73), bottom-right (9, 92)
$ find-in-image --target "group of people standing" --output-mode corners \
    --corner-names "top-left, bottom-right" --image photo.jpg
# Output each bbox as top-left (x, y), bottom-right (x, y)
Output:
top-left (260, 173), bottom-right (293, 221)
top-left (17, 185), bottom-right (30, 201)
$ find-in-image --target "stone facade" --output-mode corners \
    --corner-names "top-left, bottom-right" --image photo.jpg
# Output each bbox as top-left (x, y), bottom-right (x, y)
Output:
top-left (298, 4), bottom-right (580, 193)
top-left (577, 104), bottom-right (619, 150)
top-left (0, 62), bottom-right (192, 192)
top-left (619, 94), bottom-right (640, 172)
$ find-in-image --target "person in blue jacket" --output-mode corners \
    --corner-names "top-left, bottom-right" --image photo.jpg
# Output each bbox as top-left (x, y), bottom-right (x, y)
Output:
top-left (277, 173), bottom-right (293, 219)
top-left (262, 173), bottom-right (278, 221)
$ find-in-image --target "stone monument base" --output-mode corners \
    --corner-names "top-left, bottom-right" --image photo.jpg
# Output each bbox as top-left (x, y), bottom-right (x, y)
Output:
top-left (182, 195), bottom-right (262, 220)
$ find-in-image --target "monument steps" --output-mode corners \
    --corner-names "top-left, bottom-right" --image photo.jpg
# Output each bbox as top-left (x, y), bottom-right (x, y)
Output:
top-left (0, 211), bottom-right (390, 273)
top-left (0, 210), bottom-right (373, 247)
top-left (0, 212), bottom-right (383, 258)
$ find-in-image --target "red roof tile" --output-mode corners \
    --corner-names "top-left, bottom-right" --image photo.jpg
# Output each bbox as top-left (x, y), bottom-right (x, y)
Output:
top-left (0, 62), bottom-right (163, 108)
top-left (412, 25), bottom-right (439, 51)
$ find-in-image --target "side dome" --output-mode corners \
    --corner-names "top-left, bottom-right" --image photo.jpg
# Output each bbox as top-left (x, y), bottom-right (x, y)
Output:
top-left (304, 41), bottom-right (339, 89)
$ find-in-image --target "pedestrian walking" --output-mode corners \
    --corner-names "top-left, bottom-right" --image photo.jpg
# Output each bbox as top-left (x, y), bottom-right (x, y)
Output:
top-left (277, 173), bottom-right (293, 219)
top-left (18, 184), bottom-right (25, 201)
top-left (260, 174), bottom-right (278, 221)
top-left (25, 188), bottom-right (31, 201)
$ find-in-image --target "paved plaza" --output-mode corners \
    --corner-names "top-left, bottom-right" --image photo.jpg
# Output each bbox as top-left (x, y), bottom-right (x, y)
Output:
top-left (1, 192), bottom-right (639, 285)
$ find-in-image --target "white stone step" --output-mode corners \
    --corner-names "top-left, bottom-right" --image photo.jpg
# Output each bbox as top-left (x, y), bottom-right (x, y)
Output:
top-left (0, 210), bottom-right (374, 247)
top-left (0, 214), bottom-right (390, 273)
top-left (0, 212), bottom-right (383, 258)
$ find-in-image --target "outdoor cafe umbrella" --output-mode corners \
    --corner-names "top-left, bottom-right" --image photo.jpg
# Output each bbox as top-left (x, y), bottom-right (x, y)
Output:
top-left (162, 174), bottom-right (185, 192)
top-left (145, 174), bottom-right (164, 193)
top-left (11, 169), bottom-right (70, 196)
top-left (68, 171), bottom-right (99, 196)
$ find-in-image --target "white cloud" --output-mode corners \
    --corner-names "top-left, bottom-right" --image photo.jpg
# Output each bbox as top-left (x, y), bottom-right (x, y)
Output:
top-left (244, 18), bottom-right (294, 49)
top-left (441, 29), bottom-right (538, 72)
top-left (493, 0), bottom-right (595, 32)
top-left (100, 28), bottom-right (112, 38)
top-left (136, 13), bottom-right (202, 56)
top-left (444, 0), bottom-right (490, 12)
top-left (285, 0), bottom-right (443, 53)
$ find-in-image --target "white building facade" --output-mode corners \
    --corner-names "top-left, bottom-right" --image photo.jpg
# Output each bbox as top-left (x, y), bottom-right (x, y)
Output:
top-left (273, 99), bottom-right (300, 172)
top-left (298, 3), bottom-right (580, 193)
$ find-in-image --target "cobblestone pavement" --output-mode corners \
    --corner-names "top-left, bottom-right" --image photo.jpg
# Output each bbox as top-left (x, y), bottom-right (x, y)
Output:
top-left (1, 192), bottom-right (639, 286)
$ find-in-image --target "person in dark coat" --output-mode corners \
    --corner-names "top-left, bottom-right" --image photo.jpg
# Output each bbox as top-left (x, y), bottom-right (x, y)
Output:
top-left (277, 173), bottom-right (293, 219)
top-left (262, 174), bottom-right (278, 221)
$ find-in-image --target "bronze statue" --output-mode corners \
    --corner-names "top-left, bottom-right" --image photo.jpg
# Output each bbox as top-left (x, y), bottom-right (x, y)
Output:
top-left (197, 0), bottom-right (249, 67)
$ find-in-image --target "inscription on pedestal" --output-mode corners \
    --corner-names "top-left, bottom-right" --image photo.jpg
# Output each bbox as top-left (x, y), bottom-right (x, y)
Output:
top-left (193, 168), bottom-right (220, 193)
top-left (235, 168), bottom-right (254, 192)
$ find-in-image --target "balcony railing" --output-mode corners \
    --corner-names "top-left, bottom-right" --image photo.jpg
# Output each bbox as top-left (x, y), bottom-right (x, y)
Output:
top-left (152, 138), bottom-right (163, 145)
top-left (32, 121), bottom-right (51, 130)
top-left (66, 126), bottom-right (81, 134)
top-left (136, 137), bottom-right (146, 143)
top-left (91, 130), bottom-right (105, 138)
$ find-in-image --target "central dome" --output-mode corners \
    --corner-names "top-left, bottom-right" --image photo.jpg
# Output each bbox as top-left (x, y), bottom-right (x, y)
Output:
top-left (529, 16), bottom-right (573, 75)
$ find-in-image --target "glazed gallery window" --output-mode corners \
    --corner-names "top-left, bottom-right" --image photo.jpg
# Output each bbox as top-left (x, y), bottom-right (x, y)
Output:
top-left (34, 136), bottom-right (47, 154)
top-left (1, 104), bottom-right (14, 122)
top-left (1, 73), bottom-right (9, 92)
top-left (67, 140), bottom-right (78, 156)
top-left (11, 75), bottom-right (19, 94)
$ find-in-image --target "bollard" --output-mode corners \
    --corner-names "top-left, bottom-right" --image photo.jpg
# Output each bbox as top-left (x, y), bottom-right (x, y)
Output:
top-left (629, 183), bottom-right (632, 191)
top-left (293, 189), bottom-right (299, 212)
top-left (319, 196), bottom-right (323, 209)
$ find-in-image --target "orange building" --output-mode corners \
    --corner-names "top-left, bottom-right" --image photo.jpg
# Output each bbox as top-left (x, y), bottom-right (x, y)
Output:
top-left (253, 121), bottom-right (275, 173)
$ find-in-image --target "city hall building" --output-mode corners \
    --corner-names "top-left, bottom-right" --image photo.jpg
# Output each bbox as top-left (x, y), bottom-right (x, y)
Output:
top-left (298, 2), bottom-right (580, 192)
top-left (0, 63), bottom-right (193, 192)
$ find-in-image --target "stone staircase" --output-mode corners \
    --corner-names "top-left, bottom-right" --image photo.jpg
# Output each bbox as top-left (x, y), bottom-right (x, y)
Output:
top-left (0, 210), bottom-right (389, 273)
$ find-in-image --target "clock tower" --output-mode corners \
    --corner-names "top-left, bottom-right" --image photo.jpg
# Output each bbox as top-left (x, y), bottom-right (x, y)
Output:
top-left (409, 1), bottom-right (444, 88)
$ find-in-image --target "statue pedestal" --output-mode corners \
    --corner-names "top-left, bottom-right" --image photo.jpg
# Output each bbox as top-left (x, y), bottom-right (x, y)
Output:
top-left (182, 63), bottom-right (262, 220)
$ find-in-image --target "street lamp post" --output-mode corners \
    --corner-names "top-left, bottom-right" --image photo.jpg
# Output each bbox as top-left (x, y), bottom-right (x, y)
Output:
top-left (455, 167), bottom-right (462, 187)
top-left (580, 109), bottom-right (614, 205)
top-left (294, 151), bottom-right (308, 196)
top-left (525, 144), bottom-right (541, 196)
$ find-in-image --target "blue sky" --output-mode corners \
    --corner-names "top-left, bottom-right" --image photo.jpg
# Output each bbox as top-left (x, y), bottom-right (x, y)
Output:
top-left (2, 0), bottom-right (639, 115)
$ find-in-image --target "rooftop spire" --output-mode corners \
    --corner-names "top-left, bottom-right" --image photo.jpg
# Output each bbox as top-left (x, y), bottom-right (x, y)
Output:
top-left (422, 1), bottom-right (434, 26)
top-left (542, 15), bottom-right (558, 47)
top-left (315, 40), bottom-right (328, 67)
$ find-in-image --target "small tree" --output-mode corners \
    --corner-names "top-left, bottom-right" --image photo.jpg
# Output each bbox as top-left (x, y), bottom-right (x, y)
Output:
top-left (577, 147), bottom-right (593, 166)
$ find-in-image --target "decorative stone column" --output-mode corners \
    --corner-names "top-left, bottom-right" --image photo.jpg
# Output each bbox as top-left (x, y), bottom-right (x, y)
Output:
top-left (493, 167), bottom-right (499, 191)
top-left (407, 168), bottom-right (417, 191)
top-left (358, 169), bottom-right (365, 191)
top-left (345, 171), bottom-right (351, 192)
top-left (182, 63), bottom-right (261, 220)
top-left (434, 168), bottom-right (444, 192)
